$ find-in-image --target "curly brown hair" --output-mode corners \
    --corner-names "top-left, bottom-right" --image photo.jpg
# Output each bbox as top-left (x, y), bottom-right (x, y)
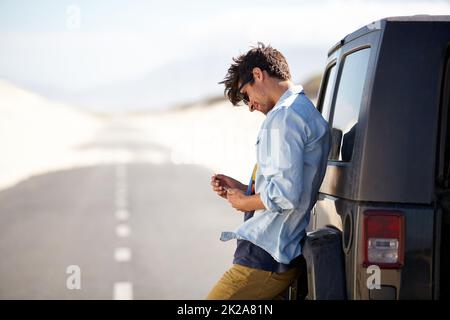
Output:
top-left (219, 42), bottom-right (291, 106)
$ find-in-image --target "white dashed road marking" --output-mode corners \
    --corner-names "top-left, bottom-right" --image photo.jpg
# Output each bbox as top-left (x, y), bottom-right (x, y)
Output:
top-left (116, 224), bottom-right (131, 238)
top-left (113, 163), bottom-right (133, 299)
top-left (114, 246), bottom-right (131, 263)
top-left (113, 282), bottom-right (133, 300)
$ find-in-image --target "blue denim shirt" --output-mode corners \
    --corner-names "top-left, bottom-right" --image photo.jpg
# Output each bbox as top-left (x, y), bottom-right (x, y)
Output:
top-left (232, 165), bottom-right (303, 272)
top-left (221, 85), bottom-right (331, 264)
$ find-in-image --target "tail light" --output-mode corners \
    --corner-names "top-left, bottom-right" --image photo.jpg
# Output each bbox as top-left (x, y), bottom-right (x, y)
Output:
top-left (363, 210), bottom-right (405, 268)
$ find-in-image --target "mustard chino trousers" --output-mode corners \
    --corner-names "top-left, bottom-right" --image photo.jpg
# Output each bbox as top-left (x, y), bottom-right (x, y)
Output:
top-left (206, 264), bottom-right (301, 300)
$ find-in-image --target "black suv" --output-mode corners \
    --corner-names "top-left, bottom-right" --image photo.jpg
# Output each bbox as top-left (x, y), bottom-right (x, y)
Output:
top-left (304, 15), bottom-right (450, 300)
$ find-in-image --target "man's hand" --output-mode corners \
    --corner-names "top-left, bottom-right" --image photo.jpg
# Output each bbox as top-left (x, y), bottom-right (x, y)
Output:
top-left (210, 174), bottom-right (247, 199)
top-left (226, 188), bottom-right (248, 212)
top-left (227, 190), bottom-right (268, 213)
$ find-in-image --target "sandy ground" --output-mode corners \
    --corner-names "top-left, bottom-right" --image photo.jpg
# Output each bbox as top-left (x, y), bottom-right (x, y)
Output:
top-left (0, 80), bottom-right (104, 191)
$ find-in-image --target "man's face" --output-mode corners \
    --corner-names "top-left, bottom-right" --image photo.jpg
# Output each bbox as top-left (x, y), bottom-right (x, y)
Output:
top-left (239, 69), bottom-right (274, 115)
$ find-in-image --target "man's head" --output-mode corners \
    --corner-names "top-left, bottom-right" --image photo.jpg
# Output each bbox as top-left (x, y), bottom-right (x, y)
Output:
top-left (220, 42), bottom-right (292, 115)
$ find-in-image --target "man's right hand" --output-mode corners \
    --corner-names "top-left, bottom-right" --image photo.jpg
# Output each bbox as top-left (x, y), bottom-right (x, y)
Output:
top-left (210, 174), bottom-right (247, 199)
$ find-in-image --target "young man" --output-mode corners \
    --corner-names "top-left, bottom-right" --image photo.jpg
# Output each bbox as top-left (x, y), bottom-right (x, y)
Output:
top-left (207, 43), bottom-right (331, 300)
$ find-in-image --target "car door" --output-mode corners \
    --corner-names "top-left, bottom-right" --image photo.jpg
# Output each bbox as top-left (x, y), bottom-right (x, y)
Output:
top-left (313, 28), bottom-right (382, 299)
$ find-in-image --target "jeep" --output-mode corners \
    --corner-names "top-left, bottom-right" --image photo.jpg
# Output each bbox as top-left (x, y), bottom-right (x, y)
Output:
top-left (304, 15), bottom-right (450, 300)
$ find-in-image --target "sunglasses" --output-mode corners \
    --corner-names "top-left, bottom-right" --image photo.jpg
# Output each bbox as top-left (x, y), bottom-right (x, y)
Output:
top-left (237, 75), bottom-right (253, 105)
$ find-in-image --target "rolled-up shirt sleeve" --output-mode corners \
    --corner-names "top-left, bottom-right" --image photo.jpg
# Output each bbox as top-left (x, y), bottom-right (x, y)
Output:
top-left (258, 110), bottom-right (308, 214)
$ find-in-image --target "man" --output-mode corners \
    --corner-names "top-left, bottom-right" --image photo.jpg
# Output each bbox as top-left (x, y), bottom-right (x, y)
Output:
top-left (207, 43), bottom-right (330, 300)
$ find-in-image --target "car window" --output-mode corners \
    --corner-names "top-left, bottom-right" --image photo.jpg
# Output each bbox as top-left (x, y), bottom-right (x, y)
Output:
top-left (319, 63), bottom-right (337, 122)
top-left (329, 47), bottom-right (371, 162)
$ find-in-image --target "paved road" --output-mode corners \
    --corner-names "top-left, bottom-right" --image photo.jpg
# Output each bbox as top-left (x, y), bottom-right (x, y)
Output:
top-left (0, 117), bottom-right (242, 299)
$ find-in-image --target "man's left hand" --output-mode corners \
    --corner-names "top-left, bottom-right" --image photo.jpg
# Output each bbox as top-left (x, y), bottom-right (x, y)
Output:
top-left (226, 188), bottom-right (248, 212)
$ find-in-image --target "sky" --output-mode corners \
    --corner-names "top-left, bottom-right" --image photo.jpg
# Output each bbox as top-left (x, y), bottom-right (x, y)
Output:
top-left (1, 0), bottom-right (450, 111)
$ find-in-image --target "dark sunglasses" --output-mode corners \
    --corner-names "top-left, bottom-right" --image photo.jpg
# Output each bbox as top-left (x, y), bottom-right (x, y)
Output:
top-left (237, 75), bottom-right (253, 105)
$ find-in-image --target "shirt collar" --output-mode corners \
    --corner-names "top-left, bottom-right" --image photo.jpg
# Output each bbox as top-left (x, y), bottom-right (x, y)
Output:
top-left (267, 84), bottom-right (304, 116)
